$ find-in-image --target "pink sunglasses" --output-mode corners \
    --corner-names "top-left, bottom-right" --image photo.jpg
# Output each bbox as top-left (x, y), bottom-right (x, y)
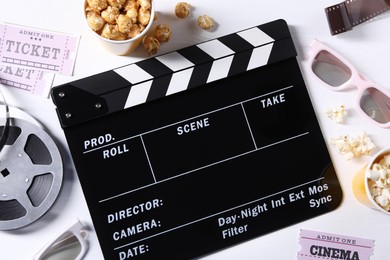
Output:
top-left (308, 39), bottom-right (390, 128)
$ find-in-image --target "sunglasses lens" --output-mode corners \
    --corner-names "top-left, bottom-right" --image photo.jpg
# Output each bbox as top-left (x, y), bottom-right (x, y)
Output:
top-left (39, 231), bottom-right (83, 260)
top-left (360, 87), bottom-right (390, 124)
top-left (312, 50), bottom-right (352, 87)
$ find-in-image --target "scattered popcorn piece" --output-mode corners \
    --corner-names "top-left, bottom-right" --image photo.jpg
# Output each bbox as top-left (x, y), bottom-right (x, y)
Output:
top-left (154, 24), bottom-right (172, 42)
top-left (329, 131), bottom-right (376, 160)
top-left (198, 15), bottom-right (214, 30)
top-left (325, 105), bottom-right (347, 124)
top-left (367, 151), bottom-right (390, 212)
top-left (143, 36), bottom-right (160, 55)
top-left (175, 2), bottom-right (191, 18)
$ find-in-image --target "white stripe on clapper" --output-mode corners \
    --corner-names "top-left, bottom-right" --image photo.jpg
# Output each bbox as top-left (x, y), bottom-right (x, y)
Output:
top-left (124, 81), bottom-right (153, 108)
top-left (156, 52), bottom-right (194, 72)
top-left (166, 68), bottom-right (194, 96)
top-left (247, 43), bottom-right (274, 71)
top-left (197, 39), bottom-right (235, 59)
top-left (114, 64), bottom-right (153, 84)
top-left (237, 27), bottom-right (274, 47)
top-left (207, 56), bottom-right (234, 83)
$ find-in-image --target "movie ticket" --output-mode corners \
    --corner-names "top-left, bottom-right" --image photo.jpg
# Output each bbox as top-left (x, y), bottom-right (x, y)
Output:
top-left (0, 65), bottom-right (54, 97)
top-left (0, 22), bottom-right (79, 75)
top-left (0, 22), bottom-right (79, 97)
top-left (298, 229), bottom-right (375, 260)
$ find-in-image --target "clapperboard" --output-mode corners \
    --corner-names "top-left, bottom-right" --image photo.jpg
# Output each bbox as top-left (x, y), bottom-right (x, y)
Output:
top-left (52, 19), bottom-right (343, 260)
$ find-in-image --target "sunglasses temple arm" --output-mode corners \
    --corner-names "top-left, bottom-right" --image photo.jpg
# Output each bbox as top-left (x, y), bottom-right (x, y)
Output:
top-left (32, 219), bottom-right (89, 260)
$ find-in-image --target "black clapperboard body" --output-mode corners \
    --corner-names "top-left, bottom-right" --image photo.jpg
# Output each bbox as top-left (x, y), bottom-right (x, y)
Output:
top-left (52, 20), bottom-right (343, 259)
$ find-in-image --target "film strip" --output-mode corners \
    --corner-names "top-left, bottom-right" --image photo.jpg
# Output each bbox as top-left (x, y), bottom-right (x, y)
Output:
top-left (2, 57), bottom-right (60, 72)
top-left (52, 19), bottom-right (296, 128)
top-left (0, 95), bottom-right (63, 230)
top-left (0, 78), bottom-right (32, 92)
top-left (325, 0), bottom-right (390, 35)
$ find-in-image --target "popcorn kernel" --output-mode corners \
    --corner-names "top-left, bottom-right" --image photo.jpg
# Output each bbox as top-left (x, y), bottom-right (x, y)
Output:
top-left (87, 0), bottom-right (108, 11)
top-left (367, 151), bottom-right (390, 212)
top-left (175, 2), bottom-right (191, 18)
top-left (154, 24), bottom-right (172, 42)
top-left (329, 132), bottom-right (375, 160)
top-left (198, 15), bottom-right (214, 30)
top-left (86, 11), bottom-right (105, 31)
top-left (101, 6), bottom-right (120, 24)
top-left (143, 36), bottom-right (160, 55)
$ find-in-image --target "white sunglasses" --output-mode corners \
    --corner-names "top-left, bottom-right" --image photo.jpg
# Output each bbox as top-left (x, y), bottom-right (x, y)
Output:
top-left (33, 219), bottom-right (89, 260)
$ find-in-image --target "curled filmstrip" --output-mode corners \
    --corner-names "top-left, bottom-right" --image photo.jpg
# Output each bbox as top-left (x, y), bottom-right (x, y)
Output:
top-left (325, 0), bottom-right (390, 35)
top-left (0, 84), bottom-right (63, 230)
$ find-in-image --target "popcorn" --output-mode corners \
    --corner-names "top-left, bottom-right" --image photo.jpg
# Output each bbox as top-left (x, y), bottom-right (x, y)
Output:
top-left (126, 9), bottom-right (138, 23)
top-left (86, 11), bottom-right (105, 31)
top-left (127, 23), bottom-right (143, 38)
top-left (87, 0), bottom-right (108, 11)
top-left (329, 131), bottom-right (376, 160)
top-left (107, 0), bottom-right (127, 8)
top-left (154, 24), bottom-right (172, 42)
top-left (101, 6), bottom-right (120, 24)
top-left (367, 152), bottom-right (390, 212)
top-left (198, 15), bottom-right (214, 30)
top-left (85, 0), bottom-right (152, 41)
top-left (117, 14), bottom-right (133, 34)
top-left (325, 105), bottom-right (347, 124)
top-left (101, 24), bottom-right (127, 40)
top-left (123, 0), bottom-right (139, 12)
top-left (138, 7), bottom-right (151, 26)
top-left (175, 2), bottom-right (191, 18)
top-left (138, 0), bottom-right (151, 9)
top-left (367, 153), bottom-right (390, 212)
top-left (142, 35), bottom-right (160, 55)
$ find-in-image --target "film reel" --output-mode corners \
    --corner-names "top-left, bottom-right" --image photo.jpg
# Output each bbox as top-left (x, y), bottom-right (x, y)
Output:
top-left (0, 118), bottom-right (63, 230)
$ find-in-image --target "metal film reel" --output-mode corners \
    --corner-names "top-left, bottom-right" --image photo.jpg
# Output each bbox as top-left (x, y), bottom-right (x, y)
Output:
top-left (0, 118), bottom-right (63, 230)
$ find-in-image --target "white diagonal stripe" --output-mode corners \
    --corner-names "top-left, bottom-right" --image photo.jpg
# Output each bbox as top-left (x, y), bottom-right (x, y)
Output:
top-left (197, 40), bottom-right (235, 59)
top-left (238, 28), bottom-right (274, 47)
top-left (124, 81), bottom-right (153, 108)
top-left (207, 55), bottom-right (234, 83)
top-left (166, 68), bottom-right (194, 95)
top-left (114, 64), bottom-right (153, 84)
top-left (247, 43), bottom-right (274, 71)
top-left (156, 52), bottom-right (194, 72)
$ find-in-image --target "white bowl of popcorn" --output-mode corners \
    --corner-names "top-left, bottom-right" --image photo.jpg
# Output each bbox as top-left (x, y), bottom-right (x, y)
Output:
top-left (364, 147), bottom-right (390, 215)
top-left (84, 0), bottom-right (155, 55)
